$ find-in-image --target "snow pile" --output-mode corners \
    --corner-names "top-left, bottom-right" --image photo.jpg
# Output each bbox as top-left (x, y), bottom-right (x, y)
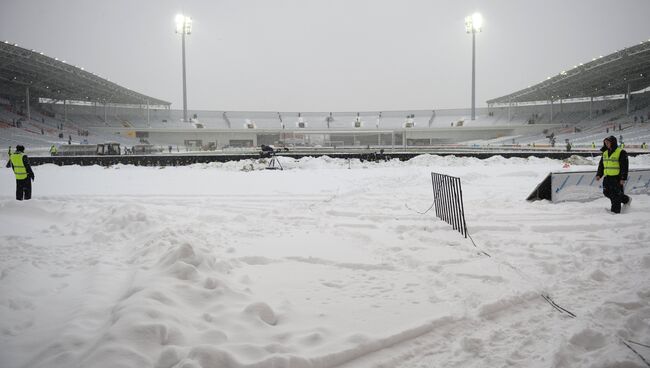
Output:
top-left (1, 155), bottom-right (649, 368)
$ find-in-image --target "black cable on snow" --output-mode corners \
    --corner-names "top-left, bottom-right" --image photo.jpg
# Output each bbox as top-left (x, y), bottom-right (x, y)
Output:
top-left (628, 340), bottom-right (650, 349)
top-left (408, 199), bottom-right (579, 318)
top-left (404, 201), bottom-right (434, 215)
top-left (541, 294), bottom-right (577, 318)
top-left (622, 340), bottom-right (650, 367)
top-left (468, 234), bottom-right (491, 257)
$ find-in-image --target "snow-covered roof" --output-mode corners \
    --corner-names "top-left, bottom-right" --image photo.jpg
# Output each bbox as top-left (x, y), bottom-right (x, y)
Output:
top-left (488, 41), bottom-right (650, 104)
top-left (0, 41), bottom-right (170, 106)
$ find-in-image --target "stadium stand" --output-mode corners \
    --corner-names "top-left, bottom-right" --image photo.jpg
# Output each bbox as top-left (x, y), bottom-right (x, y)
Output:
top-left (2, 39), bottom-right (649, 153)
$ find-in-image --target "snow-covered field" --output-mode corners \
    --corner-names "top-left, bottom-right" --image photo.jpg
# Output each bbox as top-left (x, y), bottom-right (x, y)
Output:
top-left (1, 155), bottom-right (649, 368)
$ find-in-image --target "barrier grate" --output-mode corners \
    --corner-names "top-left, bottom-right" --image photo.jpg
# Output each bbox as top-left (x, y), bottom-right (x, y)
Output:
top-left (431, 172), bottom-right (468, 237)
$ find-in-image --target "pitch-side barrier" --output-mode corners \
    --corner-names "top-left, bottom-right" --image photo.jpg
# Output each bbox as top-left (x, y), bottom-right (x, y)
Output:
top-left (527, 169), bottom-right (650, 202)
top-left (27, 151), bottom-right (632, 167)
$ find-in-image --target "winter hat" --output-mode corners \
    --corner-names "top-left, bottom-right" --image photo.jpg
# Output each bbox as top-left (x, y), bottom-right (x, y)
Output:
top-left (15, 145), bottom-right (25, 152)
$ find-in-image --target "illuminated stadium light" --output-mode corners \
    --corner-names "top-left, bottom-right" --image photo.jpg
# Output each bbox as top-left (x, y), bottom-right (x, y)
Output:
top-left (175, 14), bottom-right (192, 123)
top-left (175, 14), bottom-right (192, 34)
top-left (465, 13), bottom-right (483, 33)
top-left (465, 12), bottom-right (482, 121)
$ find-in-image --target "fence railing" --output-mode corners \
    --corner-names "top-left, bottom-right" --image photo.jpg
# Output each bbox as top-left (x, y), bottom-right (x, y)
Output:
top-left (431, 172), bottom-right (468, 237)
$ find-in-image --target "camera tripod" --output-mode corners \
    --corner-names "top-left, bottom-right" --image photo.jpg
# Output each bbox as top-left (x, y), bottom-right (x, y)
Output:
top-left (266, 153), bottom-right (283, 170)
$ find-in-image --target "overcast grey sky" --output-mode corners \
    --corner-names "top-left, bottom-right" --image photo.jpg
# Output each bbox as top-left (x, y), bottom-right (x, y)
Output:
top-left (2, 0), bottom-right (649, 111)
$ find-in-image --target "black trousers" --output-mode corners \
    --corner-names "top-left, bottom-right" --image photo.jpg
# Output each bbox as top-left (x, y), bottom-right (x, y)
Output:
top-left (602, 175), bottom-right (629, 213)
top-left (16, 178), bottom-right (31, 200)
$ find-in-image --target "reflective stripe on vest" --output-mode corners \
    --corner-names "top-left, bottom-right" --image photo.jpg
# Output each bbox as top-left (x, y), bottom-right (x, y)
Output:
top-left (10, 153), bottom-right (27, 180)
top-left (602, 147), bottom-right (621, 176)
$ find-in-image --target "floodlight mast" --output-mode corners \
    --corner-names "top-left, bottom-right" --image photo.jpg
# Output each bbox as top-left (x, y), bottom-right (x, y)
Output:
top-left (465, 12), bottom-right (482, 121)
top-left (175, 14), bottom-right (192, 123)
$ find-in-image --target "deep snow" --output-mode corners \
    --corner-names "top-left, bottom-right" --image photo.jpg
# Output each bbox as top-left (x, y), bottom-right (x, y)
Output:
top-left (1, 154), bottom-right (649, 368)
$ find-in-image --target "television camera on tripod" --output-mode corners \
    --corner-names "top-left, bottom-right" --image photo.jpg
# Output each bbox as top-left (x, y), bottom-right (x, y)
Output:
top-left (260, 145), bottom-right (284, 170)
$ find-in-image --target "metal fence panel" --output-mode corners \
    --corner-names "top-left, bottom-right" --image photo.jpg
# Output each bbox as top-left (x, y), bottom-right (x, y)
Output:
top-left (431, 172), bottom-right (468, 237)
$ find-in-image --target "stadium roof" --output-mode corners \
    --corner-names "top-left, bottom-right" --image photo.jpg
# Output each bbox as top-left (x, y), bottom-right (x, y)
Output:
top-left (488, 40), bottom-right (650, 104)
top-left (0, 41), bottom-right (170, 106)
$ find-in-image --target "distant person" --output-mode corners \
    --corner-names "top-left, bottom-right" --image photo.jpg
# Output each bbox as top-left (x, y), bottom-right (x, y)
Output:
top-left (565, 142), bottom-right (572, 152)
top-left (50, 145), bottom-right (57, 156)
top-left (591, 142), bottom-right (596, 149)
top-left (6, 145), bottom-right (35, 201)
top-left (260, 144), bottom-right (275, 158)
top-left (642, 142), bottom-right (648, 150)
top-left (596, 136), bottom-right (631, 214)
top-left (168, 145), bottom-right (172, 153)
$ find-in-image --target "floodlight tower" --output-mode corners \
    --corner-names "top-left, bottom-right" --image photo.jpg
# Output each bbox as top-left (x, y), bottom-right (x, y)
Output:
top-left (465, 12), bottom-right (482, 121)
top-left (175, 14), bottom-right (192, 122)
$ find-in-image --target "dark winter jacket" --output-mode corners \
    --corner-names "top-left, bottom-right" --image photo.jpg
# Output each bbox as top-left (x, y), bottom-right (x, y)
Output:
top-left (597, 135), bottom-right (628, 180)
